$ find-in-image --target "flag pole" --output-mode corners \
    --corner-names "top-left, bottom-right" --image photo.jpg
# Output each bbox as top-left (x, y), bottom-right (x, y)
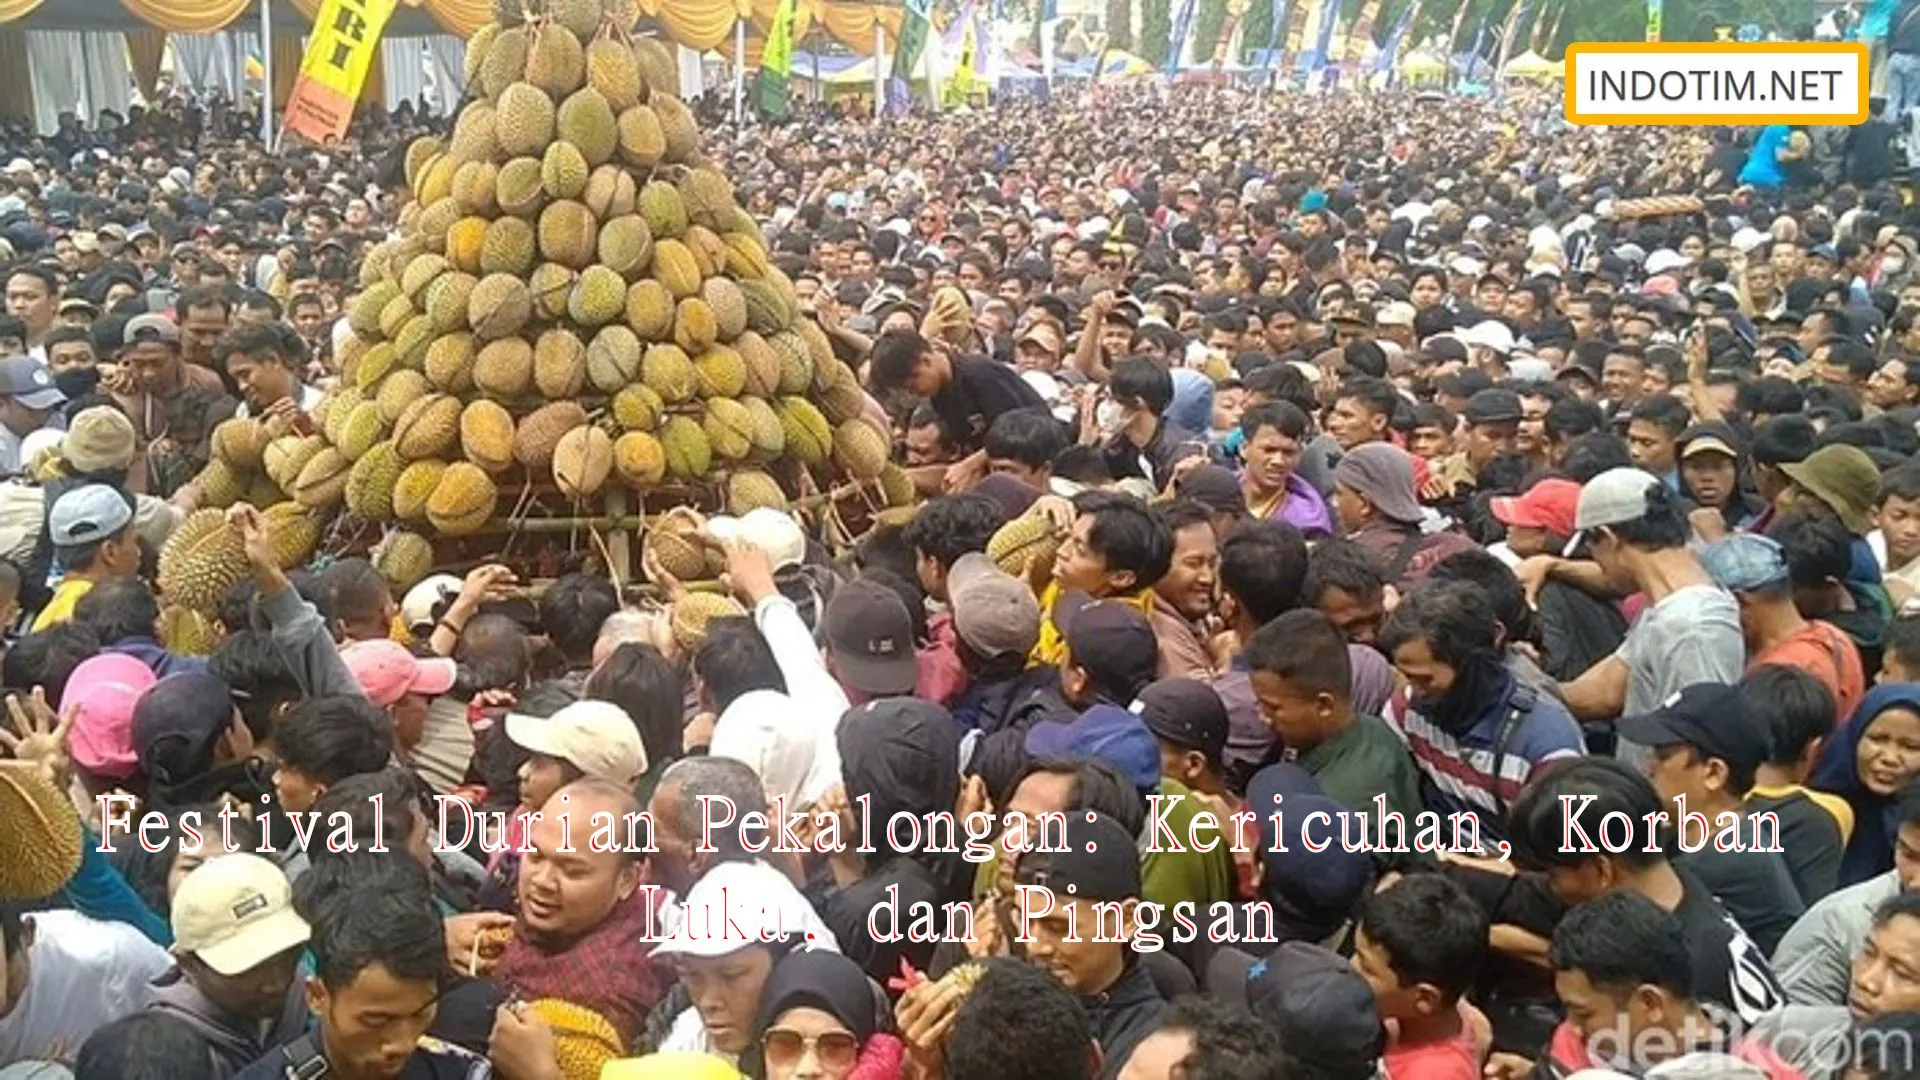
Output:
top-left (260, 0), bottom-right (274, 144)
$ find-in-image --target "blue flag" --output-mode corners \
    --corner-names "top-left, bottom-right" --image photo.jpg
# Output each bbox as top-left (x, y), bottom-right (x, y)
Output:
top-left (1374, 5), bottom-right (1412, 71)
top-left (1265, 0), bottom-right (1289, 67)
top-left (1166, 0), bottom-right (1198, 71)
top-left (1305, 0), bottom-right (1338, 71)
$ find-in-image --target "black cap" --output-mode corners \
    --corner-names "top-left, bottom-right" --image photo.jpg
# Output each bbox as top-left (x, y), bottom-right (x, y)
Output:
top-left (131, 672), bottom-right (237, 783)
top-left (1417, 336), bottom-right (1469, 365)
top-left (1013, 811), bottom-right (1141, 901)
top-left (1058, 594), bottom-right (1160, 703)
top-left (1248, 942), bottom-right (1385, 1072)
top-left (1616, 683), bottom-right (1768, 780)
top-left (1464, 388), bottom-right (1524, 425)
top-left (821, 579), bottom-right (917, 696)
top-left (1174, 464), bottom-right (1245, 518)
top-left (1134, 677), bottom-right (1229, 762)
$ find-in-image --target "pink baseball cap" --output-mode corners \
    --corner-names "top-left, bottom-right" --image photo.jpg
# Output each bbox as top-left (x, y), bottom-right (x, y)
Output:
top-left (66, 653), bottom-right (159, 780)
top-left (340, 640), bottom-right (457, 709)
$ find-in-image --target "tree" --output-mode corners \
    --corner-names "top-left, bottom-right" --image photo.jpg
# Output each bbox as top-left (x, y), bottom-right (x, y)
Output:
top-left (1191, 0), bottom-right (1229, 59)
top-left (1108, 0), bottom-right (1135, 48)
top-left (1142, 0), bottom-right (1173, 63)
top-left (1241, 0), bottom-right (1273, 63)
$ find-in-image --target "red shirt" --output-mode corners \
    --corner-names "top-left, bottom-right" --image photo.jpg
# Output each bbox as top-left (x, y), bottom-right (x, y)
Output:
top-left (1752, 619), bottom-right (1865, 722)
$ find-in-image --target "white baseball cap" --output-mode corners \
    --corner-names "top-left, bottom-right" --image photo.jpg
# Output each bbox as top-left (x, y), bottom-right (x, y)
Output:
top-left (1575, 467), bottom-right (1664, 533)
top-left (1459, 320), bottom-right (1515, 356)
top-left (706, 507), bottom-right (806, 571)
top-left (505, 700), bottom-right (647, 784)
top-left (171, 854), bottom-right (311, 975)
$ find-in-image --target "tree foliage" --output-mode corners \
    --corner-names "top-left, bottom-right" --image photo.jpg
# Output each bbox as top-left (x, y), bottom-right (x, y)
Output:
top-left (1107, 0), bottom-right (1134, 48)
top-left (1191, 0), bottom-right (1230, 60)
top-left (1142, 0), bottom-right (1173, 64)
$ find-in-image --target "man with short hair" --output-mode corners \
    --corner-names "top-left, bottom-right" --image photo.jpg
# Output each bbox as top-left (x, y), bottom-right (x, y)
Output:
top-left (868, 329), bottom-right (1045, 491)
top-left (110, 314), bottom-right (229, 494)
top-left (235, 870), bottom-right (483, 1078)
top-left (7, 265), bottom-right (57, 356)
top-left (1150, 500), bottom-right (1220, 679)
top-left (1772, 784), bottom-right (1920, 1006)
top-left (1556, 468), bottom-right (1745, 764)
top-left (33, 483), bottom-right (139, 631)
top-left (148, 854), bottom-right (311, 1079)
top-left (1541, 892), bottom-right (1800, 1077)
top-left (221, 323), bottom-right (322, 423)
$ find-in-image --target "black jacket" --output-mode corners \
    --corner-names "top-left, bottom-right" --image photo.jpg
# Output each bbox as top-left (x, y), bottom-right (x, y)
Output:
top-left (1085, 960), bottom-right (1167, 1080)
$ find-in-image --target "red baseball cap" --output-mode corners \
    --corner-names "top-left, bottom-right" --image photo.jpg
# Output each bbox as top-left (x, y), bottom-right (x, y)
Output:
top-left (1490, 478), bottom-right (1581, 538)
top-left (340, 640), bottom-right (456, 709)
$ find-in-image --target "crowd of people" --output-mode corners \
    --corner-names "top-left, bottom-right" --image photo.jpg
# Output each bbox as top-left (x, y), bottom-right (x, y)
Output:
top-left (1, 66), bottom-right (1920, 1080)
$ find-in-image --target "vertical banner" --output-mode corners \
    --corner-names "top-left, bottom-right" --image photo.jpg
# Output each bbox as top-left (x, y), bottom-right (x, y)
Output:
top-left (1264, 0), bottom-right (1290, 77)
top-left (755, 0), bottom-right (796, 119)
top-left (946, 3), bottom-right (978, 103)
top-left (1492, 0), bottom-right (1530, 80)
top-left (1375, 1), bottom-right (1417, 72)
top-left (890, 0), bottom-right (930, 112)
top-left (1166, 0), bottom-right (1198, 72)
top-left (1444, 0), bottom-right (1472, 56)
top-left (283, 0), bottom-right (399, 143)
top-left (1645, 0), bottom-right (1662, 40)
top-left (1281, 0), bottom-right (1314, 74)
top-left (1343, 0), bottom-right (1385, 69)
top-left (1039, 0), bottom-right (1058, 88)
top-left (1214, 0), bottom-right (1248, 70)
top-left (1305, 0), bottom-right (1338, 72)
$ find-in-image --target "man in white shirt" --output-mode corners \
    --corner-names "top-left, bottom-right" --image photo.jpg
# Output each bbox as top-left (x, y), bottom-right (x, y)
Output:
top-left (0, 906), bottom-right (171, 1068)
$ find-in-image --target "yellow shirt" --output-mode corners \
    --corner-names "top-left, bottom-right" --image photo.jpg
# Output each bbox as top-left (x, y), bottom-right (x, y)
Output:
top-left (30, 578), bottom-right (94, 632)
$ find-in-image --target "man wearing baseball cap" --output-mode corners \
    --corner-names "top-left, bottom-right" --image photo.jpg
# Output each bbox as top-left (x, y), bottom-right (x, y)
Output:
top-left (1702, 532), bottom-right (1865, 719)
top-left (152, 854), bottom-right (311, 1078)
top-left (32, 482), bottom-right (137, 631)
top-left (0, 354), bottom-right (64, 475)
top-left (111, 312), bottom-right (228, 494)
top-left (1013, 811), bottom-right (1167, 1071)
top-left (1618, 682), bottom-right (1804, 954)
top-left (1560, 467), bottom-right (1744, 765)
top-left (819, 577), bottom-right (919, 703)
top-left (946, 553), bottom-right (1067, 749)
top-left (340, 638), bottom-right (457, 755)
top-left (506, 699), bottom-right (648, 813)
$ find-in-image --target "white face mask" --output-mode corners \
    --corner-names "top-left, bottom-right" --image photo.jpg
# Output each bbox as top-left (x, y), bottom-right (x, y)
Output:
top-left (1886, 257), bottom-right (1907, 275)
top-left (1096, 399), bottom-right (1129, 436)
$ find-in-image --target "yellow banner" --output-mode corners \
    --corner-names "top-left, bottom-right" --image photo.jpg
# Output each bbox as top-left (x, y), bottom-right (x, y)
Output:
top-left (284, 0), bottom-right (399, 143)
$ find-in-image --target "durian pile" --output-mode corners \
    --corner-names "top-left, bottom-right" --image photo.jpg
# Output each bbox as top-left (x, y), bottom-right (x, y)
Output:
top-left (167, 0), bottom-right (917, 608)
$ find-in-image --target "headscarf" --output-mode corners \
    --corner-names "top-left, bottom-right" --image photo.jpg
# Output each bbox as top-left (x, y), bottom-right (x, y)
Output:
top-left (740, 951), bottom-right (901, 1080)
top-left (1810, 683), bottom-right (1920, 888)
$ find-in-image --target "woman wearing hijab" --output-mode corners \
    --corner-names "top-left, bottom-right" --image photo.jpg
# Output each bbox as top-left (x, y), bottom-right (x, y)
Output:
top-left (742, 952), bottom-right (904, 1080)
top-left (1812, 684), bottom-right (1920, 887)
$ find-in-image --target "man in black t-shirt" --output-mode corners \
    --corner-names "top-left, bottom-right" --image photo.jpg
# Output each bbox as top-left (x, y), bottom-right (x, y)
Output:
top-left (870, 328), bottom-right (1046, 491)
top-left (1507, 757), bottom-right (1786, 1024)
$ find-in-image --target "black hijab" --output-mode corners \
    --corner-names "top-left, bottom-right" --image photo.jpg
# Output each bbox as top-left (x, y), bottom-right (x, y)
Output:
top-left (740, 950), bottom-right (884, 1079)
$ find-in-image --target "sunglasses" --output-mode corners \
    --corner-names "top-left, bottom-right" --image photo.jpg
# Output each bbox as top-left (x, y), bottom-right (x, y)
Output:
top-left (762, 1028), bottom-right (859, 1069)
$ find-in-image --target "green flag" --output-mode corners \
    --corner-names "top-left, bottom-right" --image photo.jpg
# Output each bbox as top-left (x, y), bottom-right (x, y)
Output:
top-left (756, 0), bottom-right (797, 120)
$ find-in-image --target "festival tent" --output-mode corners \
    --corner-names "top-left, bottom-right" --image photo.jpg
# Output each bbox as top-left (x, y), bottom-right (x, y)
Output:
top-left (1503, 49), bottom-right (1562, 79)
top-left (1401, 48), bottom-right (1446, 83)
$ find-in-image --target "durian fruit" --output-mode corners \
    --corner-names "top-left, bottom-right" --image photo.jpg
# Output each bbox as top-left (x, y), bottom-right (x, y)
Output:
top-left (671, 591), bottom-right (746, 652)
top-left (212, 418), bottom-right (272, 472)
top-left (644, 507), bottom-right (709, 580)
top-left (0, 763), bottom-right (84, 901)
top-left (427, 463), bottom-right (499, 536)
top-left (516, 402), bottom-right (590, 470)
top-left (989, 514), bottom-right (1065, 580)
top-left (613, 431), bottom-right (665, 486)
top-left (527, 998), bottom-right (623, 1080)
top-left (727, 469), bottom-right (788, 513)
top-left (263, 501), bottom-right (321, 570)
top-left (375, 530), bottom-right (436, 591)
top-left (553, 425), bottom-right (614, 497)
top-left (158, 509), bottom-right (251, 613)
top-left (160, 604), bottom-right (222, 655)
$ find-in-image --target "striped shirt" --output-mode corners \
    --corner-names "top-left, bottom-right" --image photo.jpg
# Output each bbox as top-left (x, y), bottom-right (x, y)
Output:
top-left (1384, 672), bottom-right (1585, 840)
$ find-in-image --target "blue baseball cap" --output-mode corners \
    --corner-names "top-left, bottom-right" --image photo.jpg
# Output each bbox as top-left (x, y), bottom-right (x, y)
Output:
top-left (1024, 704), bottom-right (1161, 794)
top-left (1701, 533), bottom-right (1790, 593)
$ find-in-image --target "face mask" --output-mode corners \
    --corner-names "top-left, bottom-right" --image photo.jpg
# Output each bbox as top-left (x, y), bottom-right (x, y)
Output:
top-left (1096, 399), bottom-right (1128, 436)
top-left (1886, 258), bottom-right (1906, 275)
